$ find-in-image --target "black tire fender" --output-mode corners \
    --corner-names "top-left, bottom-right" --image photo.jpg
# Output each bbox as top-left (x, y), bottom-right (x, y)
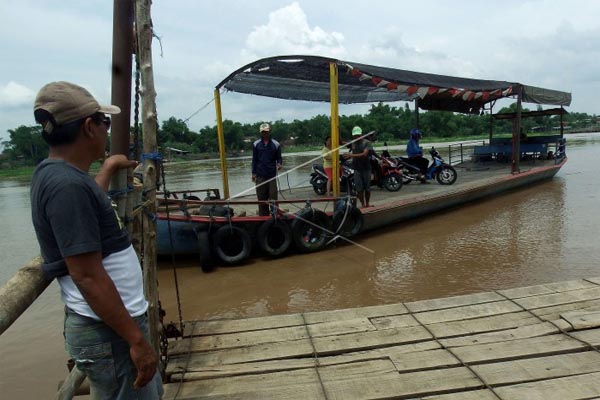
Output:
top-left (197, 230), bottom-right (215, 272)
top-left (212, 225), bottom-right (253, 264)
top-left (332, 205), bottom-right (364, 238)
top-left (291, 208), bottom-right (331, 253)
top-left (256, 219), bottom-right (293, 257)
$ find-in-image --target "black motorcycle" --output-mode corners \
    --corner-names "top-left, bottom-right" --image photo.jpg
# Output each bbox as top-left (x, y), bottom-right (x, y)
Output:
top-left (310, 158), bottom-right (356, 195)
top-left (394, 147), bottom-right (458, 185)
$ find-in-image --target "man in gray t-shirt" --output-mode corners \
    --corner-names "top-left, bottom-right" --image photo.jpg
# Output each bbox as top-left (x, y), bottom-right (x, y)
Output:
top-left (343, 126), bottom-right (373, 208)
top-left (31, 81), bottom-right (162, 399)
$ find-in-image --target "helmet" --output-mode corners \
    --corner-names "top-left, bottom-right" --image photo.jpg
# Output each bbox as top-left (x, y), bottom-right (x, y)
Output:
top-left (410, 128), bottom-right (422, 138)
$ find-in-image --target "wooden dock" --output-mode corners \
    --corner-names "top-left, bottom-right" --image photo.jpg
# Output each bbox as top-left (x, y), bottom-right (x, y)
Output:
top-left (162, 277), bottom-right (600, 399)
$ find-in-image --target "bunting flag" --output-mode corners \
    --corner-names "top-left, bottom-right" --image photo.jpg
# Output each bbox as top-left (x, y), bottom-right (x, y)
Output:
top-left (344, 64), bottom-right (513, 104)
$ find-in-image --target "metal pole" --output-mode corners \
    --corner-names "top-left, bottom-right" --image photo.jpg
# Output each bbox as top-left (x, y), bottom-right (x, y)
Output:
top-left (329, 62), bottom-right (340, 196)
top-left (214, 89), bottom-right (230, 199)
top-left (512, 86), bottom-right (523, 174)
top-left (414, 98), bottom-right (420, 128)
top-left (489, 103), bottom-right (494, 143)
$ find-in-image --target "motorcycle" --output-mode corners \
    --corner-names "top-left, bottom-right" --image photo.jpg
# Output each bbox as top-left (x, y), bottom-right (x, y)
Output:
top-left (369, 151), bottom-right (403, 191)
top-left (310, 157), bottom-right (356, 195)
top-left (394, 147), bottom-right (458, 185)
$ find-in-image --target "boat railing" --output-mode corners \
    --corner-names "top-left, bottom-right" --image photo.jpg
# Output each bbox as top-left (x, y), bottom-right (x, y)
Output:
top-left (447, 141), bottom-right (486, 165)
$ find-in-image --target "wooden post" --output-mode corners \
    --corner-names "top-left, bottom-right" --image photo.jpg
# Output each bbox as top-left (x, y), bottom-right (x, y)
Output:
top-left (329, 62), bottom-right (340, 196)
top-left (109, 0), bottom-right (134, 233)
top-left (489, 103), bottom-right (494, 143)
top-left (0, 257), bottom-right (48, 335)
top-left (414, 98), bottom-right (420, 128)
top-left (135, 0), bottom-right (160, 357)
top-left (214, 89), bottom-right (230, 199)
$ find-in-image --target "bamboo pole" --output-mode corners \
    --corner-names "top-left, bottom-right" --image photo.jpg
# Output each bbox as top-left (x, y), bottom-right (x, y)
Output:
top-left (329, 62), bottom-right (340, 196)
top-left (0, 257), bottom-right (48, 335)
top-left (55, 367), bottom-right (88, 400)
top-left (214, 89), bottom-right (230, 199)
top-left (135, 0), bottom-right (160, 356)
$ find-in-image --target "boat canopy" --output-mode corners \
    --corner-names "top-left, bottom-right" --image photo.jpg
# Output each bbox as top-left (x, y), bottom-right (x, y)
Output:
top-left (216, 55), bottom-right (571, 114)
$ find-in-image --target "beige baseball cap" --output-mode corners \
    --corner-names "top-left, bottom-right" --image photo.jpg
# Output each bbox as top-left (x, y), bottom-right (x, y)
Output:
top-left (259, 122), bottom-right (271, 132)
top-left (34, 81), bottom-right (120, 134)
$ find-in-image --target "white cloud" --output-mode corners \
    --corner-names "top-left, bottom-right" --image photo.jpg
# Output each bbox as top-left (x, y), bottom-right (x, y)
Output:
top-left (242, 2), bottom-right (346, 61)
top-left (0, 82), bottom-right (35, 108)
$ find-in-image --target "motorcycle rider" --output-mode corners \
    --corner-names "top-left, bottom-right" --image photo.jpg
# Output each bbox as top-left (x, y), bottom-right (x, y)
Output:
top-left (343, 126), bottom-right (373, 208)
top-left (406, 128), bottom-right (429, 183)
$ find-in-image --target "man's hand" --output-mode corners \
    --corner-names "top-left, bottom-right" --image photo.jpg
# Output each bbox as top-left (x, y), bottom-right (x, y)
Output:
top-left (252, 175), bottom-right (257, 182)
top-left (277, 163), bottom-right (282, 171)
top-left (95, 155), bottom-right (139, 191)
top-left (130, 338), bottom-right (158, 389)
top-left (342, 153), bottom-right (352, 160)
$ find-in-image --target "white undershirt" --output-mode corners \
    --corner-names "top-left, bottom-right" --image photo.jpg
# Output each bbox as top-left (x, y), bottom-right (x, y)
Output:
top-left (58, 245), bottom-right (148, 319)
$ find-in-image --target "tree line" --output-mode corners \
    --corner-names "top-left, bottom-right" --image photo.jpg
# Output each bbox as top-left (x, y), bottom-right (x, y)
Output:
top-left (2, 102), bottom-right (596, 166)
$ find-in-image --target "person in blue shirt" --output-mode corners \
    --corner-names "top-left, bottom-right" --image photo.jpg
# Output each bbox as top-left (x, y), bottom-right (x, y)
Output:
top-left (406, 128), bottom-right (429, 183)
top-left (252, 123), bottom-right (283, 215)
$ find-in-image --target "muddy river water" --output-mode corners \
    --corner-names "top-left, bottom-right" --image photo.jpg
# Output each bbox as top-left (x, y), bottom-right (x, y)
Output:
top-left (1, 133), bottom-right (599, 398)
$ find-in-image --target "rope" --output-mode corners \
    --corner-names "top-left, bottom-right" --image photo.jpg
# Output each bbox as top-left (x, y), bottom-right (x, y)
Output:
top-left (107, 185), bottom-right (134, 200)
top-left (133, 52), bottom-right (141, 161)
top-left (300, 313), bottom-right (329, 400)
top-left (182, 96), bottom-right (216, 124)
top-left (172, 320), bottom-right (197, 399)
top-left (160, 160), bottom-right (185, 334)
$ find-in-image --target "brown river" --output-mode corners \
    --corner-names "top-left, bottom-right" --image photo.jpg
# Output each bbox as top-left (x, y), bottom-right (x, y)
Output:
top-left (1, 133), bottom-right (599, 398)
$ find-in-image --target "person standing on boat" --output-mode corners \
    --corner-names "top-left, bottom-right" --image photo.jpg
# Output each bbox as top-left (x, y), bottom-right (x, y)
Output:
top-left (322, 136), bottom-right (334, 196)
top-left (30, 82), bottom-right (163, 399)
top-left (406, 128), bottom-right (429, 183)
top-left (252, 122), bottom-right (283, 215)
top-left (343, 126), bottom-right (373, 208)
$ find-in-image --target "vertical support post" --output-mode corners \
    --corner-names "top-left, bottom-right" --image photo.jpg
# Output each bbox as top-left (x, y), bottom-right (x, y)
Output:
top-left (214, 89), bottom-right (230, 199)
top-left (414, 98), bottom-right (420, 128)
top-left (512, 86), bottom-right (523, 174)
top-left (110, 0), bottom-right (134, 233)
top-left (560, 106), bottom-right (564, 137)
top-left (489, 103), bottom-right (494, 143)
top-left (135, 0), bottom-right (160, 357)
top-left (329, 62), bottom-right (340, 196)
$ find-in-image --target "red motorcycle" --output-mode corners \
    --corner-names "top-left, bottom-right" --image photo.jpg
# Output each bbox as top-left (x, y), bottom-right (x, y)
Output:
top-left (370, 151), bottom-right (403, 191)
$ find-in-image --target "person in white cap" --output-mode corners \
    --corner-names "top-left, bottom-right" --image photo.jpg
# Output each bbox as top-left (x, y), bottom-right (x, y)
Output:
top-left (252, 122), bottom-right (283, 215)
top-left (30, 81), bottom-right (163, 399)
top-left (343, 126), bottom-right (373, 208)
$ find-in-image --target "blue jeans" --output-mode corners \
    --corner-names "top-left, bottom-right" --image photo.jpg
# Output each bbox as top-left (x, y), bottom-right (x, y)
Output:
top-left (64, 308), bottom-right (163, 400)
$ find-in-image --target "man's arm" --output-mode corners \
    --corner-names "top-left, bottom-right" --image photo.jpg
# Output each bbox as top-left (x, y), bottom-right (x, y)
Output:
top-left (276, 144), bottom-right (282, 169)
top-left (65, 251), bottom-right (157, 388)
top-left (95, 155), bottom-right (138, 191)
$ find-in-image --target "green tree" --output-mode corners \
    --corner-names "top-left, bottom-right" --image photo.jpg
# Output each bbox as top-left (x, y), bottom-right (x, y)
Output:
top-left (2, 125), bottom-right (47, 163)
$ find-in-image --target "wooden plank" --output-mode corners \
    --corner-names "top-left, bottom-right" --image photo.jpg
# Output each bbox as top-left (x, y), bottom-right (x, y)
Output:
top-left (585, 276), bottom-right (600, 286)
top-left (533, 298), bottom-right (600, 321)
top-left (514, 286), bottom-right (600, 310)
top-left (163, 368), bottom-right (325, 400)
top-left (498, 279), bottom-right (598, 299)
top-left (422, 390), bottom-right (499, 400)
top-left (570, 327), bottom-right (600, 346)
top-left (312, 325), bottom-right (432, 355)
top-left (171, 318), bottom-right (376, 354)
top-left (303, 303), bottom-right (408, 324)
top-left (389, 348), bottom-right (460, 372)
top-left (405, 292), bottom-right (504, 313)
top-left (561, 310), bottom-right (600, 330)
top-left (182, 314), bottom-right (305, 336)
top-left (167, 341), bottom-right (441, 378)
top-left (440, 320), bottom-right (571, 348)
top-left (451, 333), bottom-right (585, 364)
top-left (370, 314), bottom-right (421, 330)
top-left (473, 351), bottom-right (600, 386)
top-left (415, 301), bottom-right (522, 325)
top-left (494, 371), bottom-right (600, 400)
top-left (426, 311), bottom-right (538, 338)
top-left (322, 366), bottom-right (481, 400)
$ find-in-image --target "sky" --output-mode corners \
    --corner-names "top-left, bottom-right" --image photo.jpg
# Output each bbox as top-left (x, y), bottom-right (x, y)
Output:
top-left (1, 0), bottom-right (599, 146)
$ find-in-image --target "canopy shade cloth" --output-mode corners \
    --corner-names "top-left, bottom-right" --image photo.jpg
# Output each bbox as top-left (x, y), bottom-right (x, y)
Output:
top-left (216, 55), bottom-right (571, 114)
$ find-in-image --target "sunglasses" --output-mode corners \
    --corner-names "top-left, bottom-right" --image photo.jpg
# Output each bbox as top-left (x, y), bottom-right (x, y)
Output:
top-left (90, 114), bottom-right (111, 131)
top-left (101, 116), bottom-right (111, 131)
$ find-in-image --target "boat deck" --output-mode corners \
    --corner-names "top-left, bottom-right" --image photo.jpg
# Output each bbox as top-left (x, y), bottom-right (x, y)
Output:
top-left (163, 158), bottom-right (560, 219)
top-left (162, 277), bottom-right (600, 399)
